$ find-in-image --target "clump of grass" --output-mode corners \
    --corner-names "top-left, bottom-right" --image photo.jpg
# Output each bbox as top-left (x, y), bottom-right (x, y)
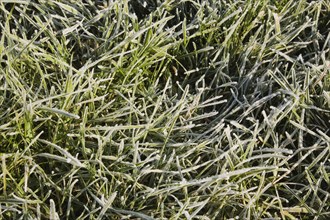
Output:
top-left (0, 0), bottom-right (330, 219)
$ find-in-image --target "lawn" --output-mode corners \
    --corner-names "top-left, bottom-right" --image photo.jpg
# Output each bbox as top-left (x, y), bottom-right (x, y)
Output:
top-left (0, 0), bottom-right (330, 219)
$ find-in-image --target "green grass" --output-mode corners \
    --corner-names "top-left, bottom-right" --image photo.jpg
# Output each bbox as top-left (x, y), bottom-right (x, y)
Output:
top-left (0, 0), bottom-right (330, 219)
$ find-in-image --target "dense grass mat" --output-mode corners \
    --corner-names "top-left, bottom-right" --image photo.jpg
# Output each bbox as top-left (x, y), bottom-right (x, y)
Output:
top-left (0, 0), bottom-right (329, 219)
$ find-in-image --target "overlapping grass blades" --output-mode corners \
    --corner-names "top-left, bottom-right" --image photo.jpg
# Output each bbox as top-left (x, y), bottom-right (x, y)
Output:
top-left (0, 0), bottom-right (329, 219)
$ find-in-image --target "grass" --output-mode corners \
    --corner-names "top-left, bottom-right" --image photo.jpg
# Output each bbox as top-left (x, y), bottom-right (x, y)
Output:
top-left (0, 0), bottom-right (329, 219)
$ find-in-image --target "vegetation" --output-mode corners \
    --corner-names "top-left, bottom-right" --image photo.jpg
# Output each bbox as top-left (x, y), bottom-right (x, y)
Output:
top-left (0, 0), bottom-right (329, 219)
